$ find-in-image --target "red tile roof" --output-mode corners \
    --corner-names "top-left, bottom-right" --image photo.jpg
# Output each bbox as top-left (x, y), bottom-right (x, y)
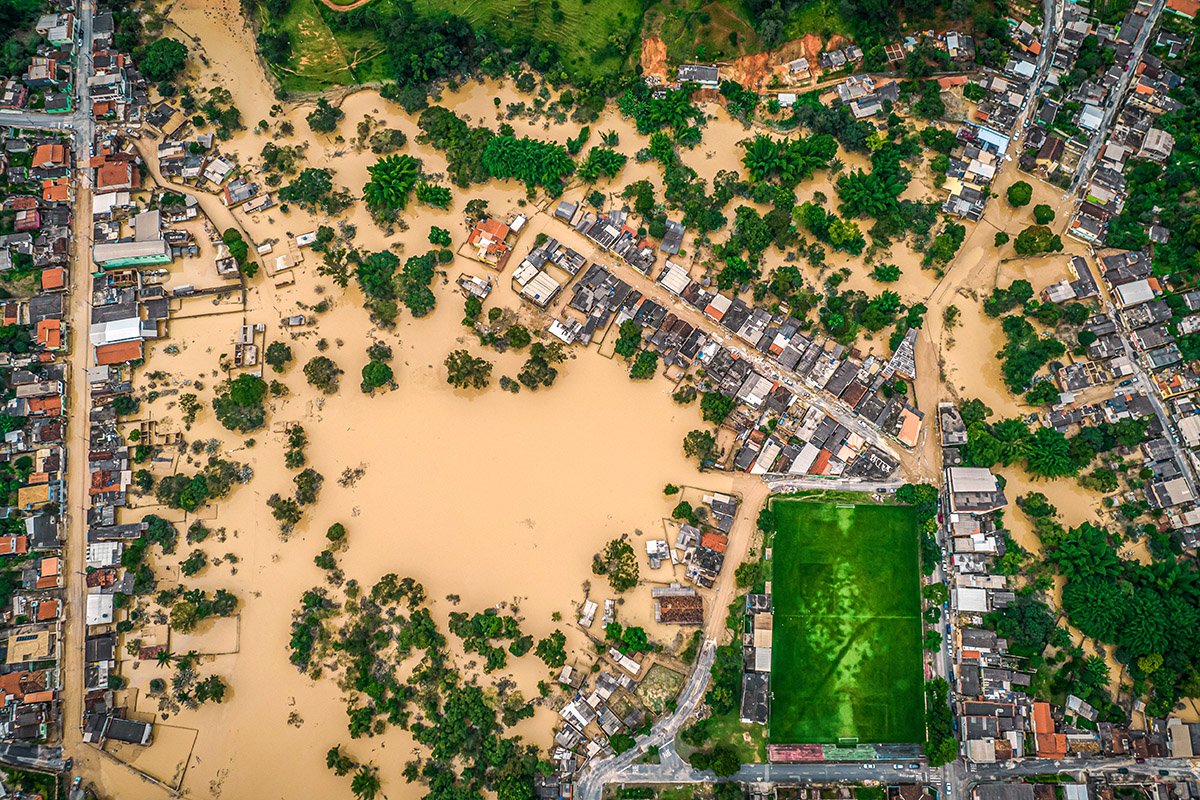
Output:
top-left (35, 319), bottom-right (61, 349)
top-left (1168, 0), bottom-right (1199, 17)
top-left (42, 178), bottom-right (69, 202)
top-left (94, 340), bottom-right (143, 366)
top-left (95, 159), bottom-right (139, 191)
top-left (32, 143), bottom-right (67, 168)
top-left (28, 395), bottom-right (61, 415)
top-left (35, 599), bottom-right (58, 621)
top-left (40, 267), bottom-right (65, 291)
top-left (0, 535), bottom-right (28, 556)
top-left (655, 594), bottom-right (703, 624)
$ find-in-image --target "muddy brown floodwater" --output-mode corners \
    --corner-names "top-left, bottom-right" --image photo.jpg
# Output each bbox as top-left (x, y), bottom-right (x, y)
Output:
top-left (75, 4), bottom-right (773, 796)
top-left (77, 1), bottom-right (1122, 795)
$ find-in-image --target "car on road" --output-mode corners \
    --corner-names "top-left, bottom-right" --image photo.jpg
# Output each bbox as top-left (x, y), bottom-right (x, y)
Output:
top-left (864, 764), bottom-right (875, 769)
top-left (893, 765), bottom-right (903, 770)
top-left (909, 764), bottom-right (920, 769)
top-left (1117, 768), bottom-right (1130, 774)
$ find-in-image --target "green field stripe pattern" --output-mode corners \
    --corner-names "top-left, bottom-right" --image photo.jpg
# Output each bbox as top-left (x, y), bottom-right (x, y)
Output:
top-left (769, 499), bottom-right (925, 745)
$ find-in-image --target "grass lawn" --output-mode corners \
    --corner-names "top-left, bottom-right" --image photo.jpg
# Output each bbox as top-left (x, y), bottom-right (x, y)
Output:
top-left (768, 497), bottom-right (924, 744)
top-left (706, 710), bottom-right (769, 762)
top-left (658, 789), bottom-right (698, 800)
top-left (270, 0), bottom-right (356, 93)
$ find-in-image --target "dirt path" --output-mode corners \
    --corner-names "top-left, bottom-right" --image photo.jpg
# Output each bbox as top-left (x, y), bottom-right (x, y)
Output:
top-left (703, 480), bottom-right (769, 646)
top-left (61, 102), bottom-right (95, 783)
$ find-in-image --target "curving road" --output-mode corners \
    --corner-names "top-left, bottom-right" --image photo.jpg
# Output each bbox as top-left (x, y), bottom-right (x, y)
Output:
top-left (576, 642), bottom-right (716, 800)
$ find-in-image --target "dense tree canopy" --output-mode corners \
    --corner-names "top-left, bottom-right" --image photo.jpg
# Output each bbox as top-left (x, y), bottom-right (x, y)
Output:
top-left (577, 146), bottom-right (627, 183)
top-left (138, 38), bottom-right (188, 83)
top-left (444, 350), bottom-right (493, 390)
top-left (740, 133), bottom-right (838, 187)
top-left (1048, 520), bottom-right (1200, 715)
top-left (480, 135), bottom-right (574, 195)
top-left (1013, 224), bottom-right (1064, 256)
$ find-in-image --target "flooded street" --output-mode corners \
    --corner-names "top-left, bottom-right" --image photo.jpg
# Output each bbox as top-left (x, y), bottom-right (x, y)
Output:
top-left (68, 1), bottom-right (1136, 793)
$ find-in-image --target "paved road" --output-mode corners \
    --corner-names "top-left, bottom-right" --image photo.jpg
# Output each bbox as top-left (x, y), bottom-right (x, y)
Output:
top-left (0, 110), bottom-right (74, 129)
top-left (1067, 0), bottom-right (1167, 196)
top-left (587, 756), bottom-right (1200, 796)
top-left (1027, 0), bottom-right (1062, 123)
top-left (1091, 270), bottom-right (1200, 498)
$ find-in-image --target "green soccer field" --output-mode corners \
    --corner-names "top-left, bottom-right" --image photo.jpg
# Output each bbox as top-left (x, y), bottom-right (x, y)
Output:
top-left (768, 497), bottom-right (925, 744)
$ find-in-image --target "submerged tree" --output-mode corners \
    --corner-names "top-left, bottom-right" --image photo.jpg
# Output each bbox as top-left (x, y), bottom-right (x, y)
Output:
top-left (306, 98), bottom-right (343, 134)
top-left (350, 765), bottom-right (380, 800)
top-left (683, 429), bottom-right (721, 469)
top-left (212, 374), bottom-right (267, 432)
top-left (303, 356), bottom-right (343, 395)
top-left (592, 538), bottom-right (639, 592)
top-left (1006, 180), bottom-right (1033, 207)
top-left (444, 349), bottom-right (492, 390)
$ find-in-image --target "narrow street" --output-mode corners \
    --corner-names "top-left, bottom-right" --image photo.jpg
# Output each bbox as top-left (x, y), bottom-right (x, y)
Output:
top-left (48, 0), bottom-right (109, 782)
top-left (58, 110), bottom-right (96, 779)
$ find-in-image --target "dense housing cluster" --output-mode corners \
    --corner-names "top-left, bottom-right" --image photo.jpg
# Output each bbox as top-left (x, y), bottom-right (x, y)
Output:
top-left (0, 125), bottom-right (72, 747)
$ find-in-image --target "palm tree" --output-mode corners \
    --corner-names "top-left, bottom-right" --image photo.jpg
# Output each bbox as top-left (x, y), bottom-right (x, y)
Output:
top-left (1025, 427), bottom-right (1074, 478)
top-left (175, 650), bottom-right (201, 671)
top-left (351, 765), bottom-right (380, 800)
top-left (155, 650), bottom-right (175, 668)
top-left (363, 154), bottom-right (420, 211)
top-left (837, 170), bottom-right (901, 219)
top-left (740, 134), bottom-right (780, 182)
